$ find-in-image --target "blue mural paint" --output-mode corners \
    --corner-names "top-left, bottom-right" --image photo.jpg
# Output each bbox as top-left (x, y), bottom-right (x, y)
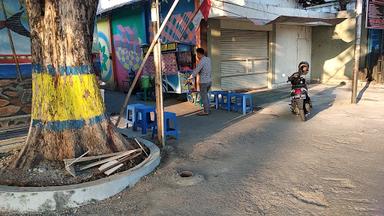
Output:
top-left (0, 64), bottom-right (32, 78)
top-left (0, 1), bottom-right (30, 54)
top-left (97, 32), bottom-right (113, 81)
top-left (32, 64), bottom-right (94, 76)
top-left (32, 114), bottom-right (105, 132)
top-left (160, 0), bottom-right (195, 17)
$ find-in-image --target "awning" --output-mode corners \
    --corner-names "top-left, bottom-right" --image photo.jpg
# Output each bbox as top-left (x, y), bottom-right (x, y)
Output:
top-left (97, 0), bottom-right (143, 15)
top-left (215, 15), bottom-right (346, 27)
top-left (265, 15), bottom-right (347, 26)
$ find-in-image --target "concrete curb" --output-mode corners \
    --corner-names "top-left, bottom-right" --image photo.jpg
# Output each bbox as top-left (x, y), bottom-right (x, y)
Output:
top-left (0, 138), bottom-right (160, 213)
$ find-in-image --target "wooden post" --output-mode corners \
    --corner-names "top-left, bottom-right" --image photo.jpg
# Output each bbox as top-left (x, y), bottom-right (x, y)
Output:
top-left (1, 0), bottom-right (23, 82)
top-left (352, 0), bottom-right (363, 104)
top-left (115, 0), bottom-right (180, 127)
top-left (152, 0), bottom-right (165, 146)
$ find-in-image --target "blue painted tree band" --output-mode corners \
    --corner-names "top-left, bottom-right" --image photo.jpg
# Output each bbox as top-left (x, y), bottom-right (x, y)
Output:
top-left (32, 64), bottom-right (93, 76)
top-left (32, 114), bottom-right (105, 132)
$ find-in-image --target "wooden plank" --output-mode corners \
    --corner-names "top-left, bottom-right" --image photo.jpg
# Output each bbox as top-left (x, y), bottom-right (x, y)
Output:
top-left (64, 150), bottom-right (90, 177)
top-left (0, 143), bottom-right (24, 153)
top-left (98, 160), bottom-right (119, 171)
top-left (79, 149), bottom-right (141, 171)
top-left (63, 152), bottom-right (122, 165)
top-left (65, 150), bottom-right (90, 167)
top-left (103, 152), bottom-right (144, 176)
top-left (99, 152), bottom-right (142, 172)
top-left (104, 164), bottom-right (124, 176)
top-left (0, 136), bottom-right (27, 146)
top-left (134, 138), bottom-right (149, 157)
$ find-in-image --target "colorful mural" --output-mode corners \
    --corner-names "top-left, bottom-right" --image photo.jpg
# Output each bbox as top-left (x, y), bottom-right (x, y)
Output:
top-left (156, 0), bottom-right (196, 44)
top-left (157, 12), bottom-right (196, 44)
top-left (0, 0), bottom-right (30, 55)
top-left (0, 0), bottom-right (32, 130)
top-left (94, 1), bottom-right (197, 92)
top-left (0, 0), bottom-right (31, 80)
top-left (111, 6), bottom-right (147, 90)
top-left (114, 25), bottom-right (142, 72)
top-left (97, 19), bottom-right (115, 88)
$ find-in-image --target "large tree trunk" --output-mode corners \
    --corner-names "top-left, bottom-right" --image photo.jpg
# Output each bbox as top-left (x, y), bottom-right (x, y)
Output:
top-left (12, 0), bottom-right (133, 169)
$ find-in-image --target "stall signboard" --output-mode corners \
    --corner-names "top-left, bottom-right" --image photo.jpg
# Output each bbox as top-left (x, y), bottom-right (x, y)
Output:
top-left (142, 43), bottom-right (177, 55)
top-left (366, 0), bottom-right (384, 29)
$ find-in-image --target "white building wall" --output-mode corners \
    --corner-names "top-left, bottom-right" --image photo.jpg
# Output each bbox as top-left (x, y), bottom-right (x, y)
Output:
top-left (274, 24), bottom-right (312, 87)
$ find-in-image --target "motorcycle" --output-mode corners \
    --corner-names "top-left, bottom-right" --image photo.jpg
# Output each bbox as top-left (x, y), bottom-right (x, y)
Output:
top-left (288, 76), bottom-right (311, 121)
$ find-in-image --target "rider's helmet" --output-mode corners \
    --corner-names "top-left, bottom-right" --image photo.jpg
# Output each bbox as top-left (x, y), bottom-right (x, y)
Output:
top-left (298, 61), bottom-right (309, 75)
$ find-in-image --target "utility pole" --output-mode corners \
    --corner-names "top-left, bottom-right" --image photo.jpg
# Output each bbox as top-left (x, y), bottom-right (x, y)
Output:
top-left (152, 0), bottom-right (165, 146)
top-left (351, 0), bottom-right (363, 104)
top-left (1, 0), bottom-right (23, 82)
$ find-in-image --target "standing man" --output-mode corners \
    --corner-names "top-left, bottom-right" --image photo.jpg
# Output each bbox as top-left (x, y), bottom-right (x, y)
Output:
top-left (189, 48), bottom-right (212, 116)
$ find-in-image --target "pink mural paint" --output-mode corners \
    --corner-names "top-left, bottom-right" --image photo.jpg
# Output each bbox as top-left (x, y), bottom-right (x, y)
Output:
top-left (113, 25), bottom-right (142, 89)
top-left (149, 12), bottom-right (197, 44)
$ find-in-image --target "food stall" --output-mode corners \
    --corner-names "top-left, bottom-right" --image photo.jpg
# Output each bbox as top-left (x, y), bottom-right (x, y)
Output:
top-left (142, 42), bottom-right (195, 94)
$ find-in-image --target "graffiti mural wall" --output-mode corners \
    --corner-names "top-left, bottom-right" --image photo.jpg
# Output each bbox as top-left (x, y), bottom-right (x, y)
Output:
top-left (97, 19), bottom-right (115, 89)
top-left (111, 6), bottom-right (147, 90)
top-left (0, 0), bottom-right (31, 79)
top-left (156, 0), bottom-right (196, 44)
top-left (94, 1), bottom-right (199, 91)
top-left (0, 0), bottom-right (32, 131)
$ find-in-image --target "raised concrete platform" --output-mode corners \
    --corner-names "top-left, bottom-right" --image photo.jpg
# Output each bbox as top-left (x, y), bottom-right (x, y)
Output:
top-left (0, 138), bottom-right (160, 213)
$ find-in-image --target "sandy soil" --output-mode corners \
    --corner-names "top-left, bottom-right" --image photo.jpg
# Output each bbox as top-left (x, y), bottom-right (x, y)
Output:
top-left (4, 83), bottom-right (384, 215)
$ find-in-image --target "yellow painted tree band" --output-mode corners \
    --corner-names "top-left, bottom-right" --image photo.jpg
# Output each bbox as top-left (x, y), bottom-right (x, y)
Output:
top-left (32, 73), bottom-right (105, 122)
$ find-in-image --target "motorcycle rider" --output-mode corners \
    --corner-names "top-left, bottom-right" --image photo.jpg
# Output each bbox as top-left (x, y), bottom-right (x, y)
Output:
top-left (288, 61), bottom-right (312, 108)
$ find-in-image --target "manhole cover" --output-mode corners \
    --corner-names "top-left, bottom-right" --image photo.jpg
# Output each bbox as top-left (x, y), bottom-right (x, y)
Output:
top-left (179, 170), bottom-right (193, 178)
top-left (174, 170), bottom-right (204, 186)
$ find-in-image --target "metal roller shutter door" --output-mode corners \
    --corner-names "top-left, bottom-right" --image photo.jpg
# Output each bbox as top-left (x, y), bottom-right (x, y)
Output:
top-left (220, 29), bottom-right (268, 90)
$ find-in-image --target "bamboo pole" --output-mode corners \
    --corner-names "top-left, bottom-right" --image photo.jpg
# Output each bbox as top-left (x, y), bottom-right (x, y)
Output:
top-left (1, 0), bottom-right (23, 82)
top-left (152, 0), bottom-right (165, 146)
top-left (115, 0), bottom-right (180, 127)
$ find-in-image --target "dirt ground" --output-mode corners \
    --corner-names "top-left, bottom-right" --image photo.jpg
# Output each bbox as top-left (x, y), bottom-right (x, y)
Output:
top-left (4, 83), bottom-right (384, 215)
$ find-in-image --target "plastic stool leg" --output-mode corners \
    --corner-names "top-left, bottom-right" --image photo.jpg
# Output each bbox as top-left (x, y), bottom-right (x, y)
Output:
top-left (133, 110), bottom-right (138, 131)
top-left (140, 112), bottom-right (147, 134)
top-left (250, 97), bottom-right (254, 112)
top-left (215, 94), bottom-right (219, 109)
top-left (243, 95), bottom-right (247, 115)
top-left (226, 95), bottom-right (231, 111)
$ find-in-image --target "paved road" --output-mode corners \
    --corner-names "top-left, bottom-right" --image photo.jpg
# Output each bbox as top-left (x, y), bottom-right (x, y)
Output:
top-left (10, 84), bottom-right (384, 215)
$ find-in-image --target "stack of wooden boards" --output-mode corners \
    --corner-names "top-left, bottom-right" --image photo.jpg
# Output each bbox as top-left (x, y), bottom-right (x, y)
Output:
top-left (64, 138), bottom-right (149, 177)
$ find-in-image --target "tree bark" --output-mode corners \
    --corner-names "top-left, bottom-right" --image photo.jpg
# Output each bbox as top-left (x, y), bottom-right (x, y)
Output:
top-left (12, 0), bottom-right (133, 169)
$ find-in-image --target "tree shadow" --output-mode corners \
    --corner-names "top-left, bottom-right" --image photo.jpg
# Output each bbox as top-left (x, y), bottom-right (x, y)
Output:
top-left (306, 83), bottom-right (345, 121)
top-left (356, 81), bottom-right (371, 104)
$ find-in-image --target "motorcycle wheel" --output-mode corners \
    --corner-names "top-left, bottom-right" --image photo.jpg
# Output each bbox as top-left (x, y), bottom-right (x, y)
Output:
top-left (299, 109), bottom-right (306, 121)
top-left (305, 102), bottom-right (311, 114)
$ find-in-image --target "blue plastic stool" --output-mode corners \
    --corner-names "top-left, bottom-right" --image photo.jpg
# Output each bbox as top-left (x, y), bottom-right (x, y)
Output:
top-left (216, 91), bottom-right (230, 111)
top-left (230, 93), bottom-right (254, 115)
top-left (133, 106), bottom-right (156, 134)
top-left (208, 92), bottom-right (216, 108)
top-left (227, 92), bottom-right (239, 112)
top-left (126, 103), bottom-right (145, 127)
top-left (152, 112), bottom-right (179, 140)
top-left (209, 91), bottom-right (228, 109)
